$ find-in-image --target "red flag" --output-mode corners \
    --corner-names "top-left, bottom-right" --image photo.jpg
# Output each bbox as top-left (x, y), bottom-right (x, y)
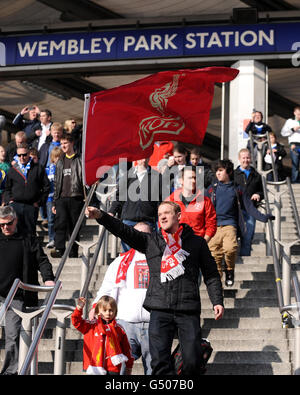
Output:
top-left (82, 66), bottom-right (239, 186)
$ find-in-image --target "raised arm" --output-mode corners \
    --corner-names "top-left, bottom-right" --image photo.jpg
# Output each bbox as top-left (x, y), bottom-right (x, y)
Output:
top-left (86, 207), bottom-right (150, 253)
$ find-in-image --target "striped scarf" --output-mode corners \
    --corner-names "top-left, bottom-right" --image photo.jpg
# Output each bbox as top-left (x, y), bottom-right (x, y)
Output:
top-left (86, 318), bottom-right (128, 375)
top-left (160, 225), bottom-right (190, 283)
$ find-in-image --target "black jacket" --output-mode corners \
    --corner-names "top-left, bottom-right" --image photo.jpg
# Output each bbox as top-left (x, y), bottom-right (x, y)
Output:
top-left (3, 161), bottom-right (50, 206)
top-left (109, 166), bottom-right (162, 224)
top-left (245, 121), bottom-right (272, 136)
top-left (206, 181), bottom-right (272, 237)
top-left (0, 230), bottom-right (54, 306)
top-left (53, 153), bottom-right (84, 204)
top-left (262, 142), bottom-right (287, 181)
top-left (12, 113), bottom-right (41, 137)
top-left (98, 212), bottom-right (223, 314)
top-left (234, 166), bottom-right (264, 207)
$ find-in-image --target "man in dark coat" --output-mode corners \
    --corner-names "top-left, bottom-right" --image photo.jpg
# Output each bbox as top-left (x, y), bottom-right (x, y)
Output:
top-left (234, 149), bottom-right (265, 256)
top-left (12, 105), bottom-right (41, 138)
top-left (109, 158), bottom-right (163, 251)
top-left (3, 143), bottom-right (50, 235)
top-left (50, 133), bottom-right (84, 258)
top-left (86, 201), bottom-right (224, 375)
top-left (0, 205), bottom-right (55, 375)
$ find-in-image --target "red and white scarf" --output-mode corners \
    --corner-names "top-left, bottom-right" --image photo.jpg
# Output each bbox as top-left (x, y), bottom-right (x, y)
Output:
top-left (160, 226), bottom-right (190, 283)
top-left (87, 318), bottom-right (128, 375)
top-left (115, 248), bottom-right (136, 287)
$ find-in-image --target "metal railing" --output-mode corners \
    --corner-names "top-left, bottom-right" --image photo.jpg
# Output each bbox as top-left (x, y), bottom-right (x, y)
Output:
top-left (248, 131), bottom-right (277, 181)
top-left (0, 279), bottom-right (62, 375)
top-left (19, 281), bottom-right (62, 375)
top-left (261, 174), bottom-right (300, 375)
top-left (7, 186), bottom-right (114, 375)
top-left (247, 128), bottom-right (300, 374)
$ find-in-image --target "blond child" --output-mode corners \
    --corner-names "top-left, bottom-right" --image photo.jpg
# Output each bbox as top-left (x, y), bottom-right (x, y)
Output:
top-left (72, 296), bottom-right (134, 375)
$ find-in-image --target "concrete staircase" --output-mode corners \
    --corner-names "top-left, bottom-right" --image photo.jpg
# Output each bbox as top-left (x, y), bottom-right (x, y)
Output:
top-left (1, 184), bottom-right (300, 375)
top-left (203, 182), bottom-right (300, 375)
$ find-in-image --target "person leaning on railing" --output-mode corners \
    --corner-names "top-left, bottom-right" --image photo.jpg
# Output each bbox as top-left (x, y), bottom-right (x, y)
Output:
top-left (0, 205), bottom-right (55, 376)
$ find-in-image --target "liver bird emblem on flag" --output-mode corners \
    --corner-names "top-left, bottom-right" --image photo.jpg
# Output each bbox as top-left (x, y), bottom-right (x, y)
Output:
top-left (138, 74), bottom-right (185, 150)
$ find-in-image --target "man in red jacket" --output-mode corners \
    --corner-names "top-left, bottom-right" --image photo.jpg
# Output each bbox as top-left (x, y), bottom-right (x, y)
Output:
top-left (166, 166), bottom-right (217, 243)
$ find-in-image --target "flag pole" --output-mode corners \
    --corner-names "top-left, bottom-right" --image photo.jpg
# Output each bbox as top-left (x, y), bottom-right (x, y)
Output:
top-left (53, 181), bottom-right (98, 282)
top-left (42, 181), bottom-right (98, 306)
top-left (82, 93), bottom-right (90, 187)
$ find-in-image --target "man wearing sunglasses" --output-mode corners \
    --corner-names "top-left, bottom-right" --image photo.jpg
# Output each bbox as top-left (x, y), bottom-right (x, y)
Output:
top-left (0, 205), bottom-right (55, 375)
top-left (3, 143), bottom-right (50, 234)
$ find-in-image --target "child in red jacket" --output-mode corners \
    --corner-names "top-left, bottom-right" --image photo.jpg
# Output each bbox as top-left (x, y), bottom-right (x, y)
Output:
top-left (72, 295), bottom-right (134, 375)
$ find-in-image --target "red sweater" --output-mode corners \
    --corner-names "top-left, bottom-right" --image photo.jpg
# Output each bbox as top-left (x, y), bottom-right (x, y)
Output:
top-left (167, 188), bottom-right (217, 239)
top-left (71, 307), bottom-right (134, 373)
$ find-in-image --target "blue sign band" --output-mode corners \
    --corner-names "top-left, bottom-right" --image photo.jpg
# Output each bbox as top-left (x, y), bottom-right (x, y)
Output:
top-left (0, 22), bottom-right (297, 67)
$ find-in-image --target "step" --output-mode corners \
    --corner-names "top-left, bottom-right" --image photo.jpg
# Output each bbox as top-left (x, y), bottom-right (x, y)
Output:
top-left (203, 288), bottom-right (278, 299)
top-left (205, 362), bottom-right (292, 375)
top-left (201, 328), bottom-right (294, 340)
top-left (201, 280), bottom-right (277, 290)
top-left (208, 350), bottom-right (291, 363)
top-left (201, 307), bottom-right (281, 319)
top-left (36, 360), bottom-right (145, 375)
top-left (205, 339), bottom-right (293, 351)
top-left (201, 317), bottom-right (283, 329)
top-left (203, 299), bottom-right (279, 309)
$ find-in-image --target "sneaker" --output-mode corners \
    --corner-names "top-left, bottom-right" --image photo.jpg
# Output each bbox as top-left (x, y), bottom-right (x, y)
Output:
top-left (225, 270), bottom-right (234, 287)
top-left (50, 248), bottom-right (64, 258)
top-left (46, 240), bottom-right (55, 248)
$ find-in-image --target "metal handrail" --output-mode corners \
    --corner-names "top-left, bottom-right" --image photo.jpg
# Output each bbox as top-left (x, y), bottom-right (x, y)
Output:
top-left (261, 176), bottom-right (285, 309)
top-left (293, 273), bottom-right (300, 319)
top-left (286, 177), bottom-right (300, 238)
top-left (42, 182), bottom-right (98, 308)
top-left (248, 130), bottom-right (277, 180)
top-left (261, 175), bottom-right (300, 374)
top-left (19, 280), bottom-right (62, 375)
top-left (291, 273), bottom-right (300, 375)
top-left (52, 182), bottom-right (99, 284)
top-left (80, 225), bottom-right (106, 298)
top-left (0, 279), bottom-right (56, 326)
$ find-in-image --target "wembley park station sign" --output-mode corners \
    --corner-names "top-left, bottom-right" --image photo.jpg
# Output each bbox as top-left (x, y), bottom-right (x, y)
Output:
top-left (0, 22), bottom-right (298, 66)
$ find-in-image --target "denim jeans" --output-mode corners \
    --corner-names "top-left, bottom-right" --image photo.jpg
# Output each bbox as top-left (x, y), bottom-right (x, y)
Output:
top-left (239, 210), bottom-right (256, 256)
top-left (290, 145), bottom-right (300, 183)
top-left (11, 202), bottom-right (38, 236)
top-left (46, 201), bottom-right (55, 242)
top-left (117, 319), bottom-right (152, 375)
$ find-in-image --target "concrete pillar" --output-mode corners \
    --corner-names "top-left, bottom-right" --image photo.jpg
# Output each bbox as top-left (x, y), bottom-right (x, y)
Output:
top-left (228, 60), bottom-right (268, 167)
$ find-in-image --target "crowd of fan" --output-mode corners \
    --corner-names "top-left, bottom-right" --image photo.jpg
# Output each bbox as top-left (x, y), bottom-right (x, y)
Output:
top-left (0, 104), bottom-right (297, 275)
top-left (0, 103), bottom-right (299, 375)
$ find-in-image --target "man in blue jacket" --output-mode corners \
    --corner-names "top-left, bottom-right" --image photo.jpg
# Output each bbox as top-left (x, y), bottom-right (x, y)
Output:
top-left (206, 159), bottom-right (274, 287)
